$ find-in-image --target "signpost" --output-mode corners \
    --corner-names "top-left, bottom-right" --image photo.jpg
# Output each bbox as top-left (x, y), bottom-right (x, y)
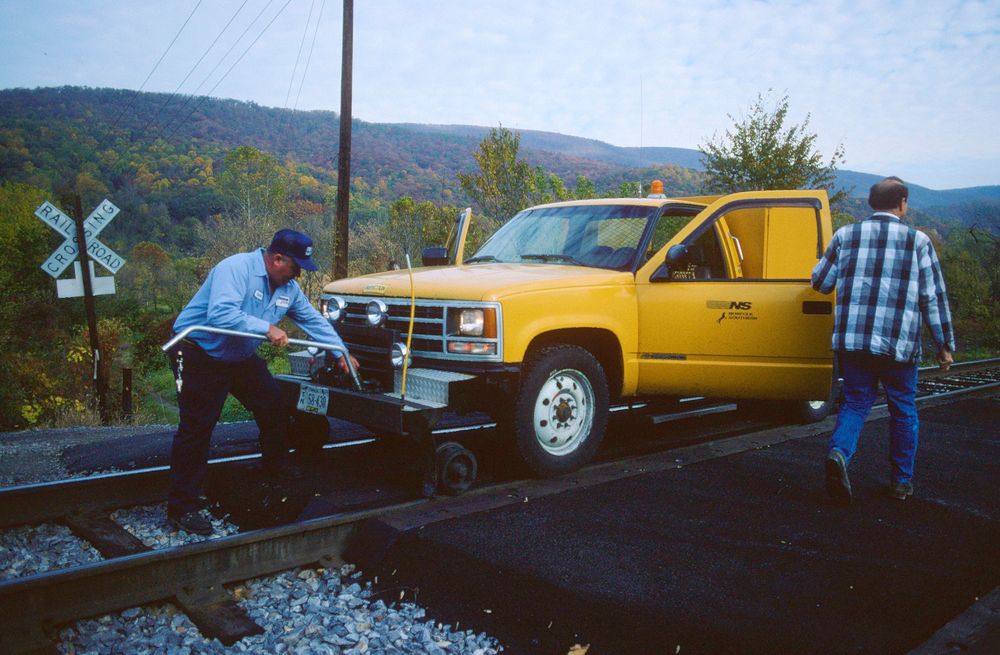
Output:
top-left (34, 197), bottom-right (126, 423)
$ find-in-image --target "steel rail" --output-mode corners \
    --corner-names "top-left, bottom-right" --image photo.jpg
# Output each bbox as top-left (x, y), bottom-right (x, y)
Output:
top-left (0, 500), bottom-right (421, 653)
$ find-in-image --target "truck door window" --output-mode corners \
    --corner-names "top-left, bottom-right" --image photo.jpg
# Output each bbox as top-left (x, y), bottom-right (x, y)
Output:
top-left (668, 228), bottom-right (728, 280)
top-left (644, 213), bottom-right (692, 264)
top-left (644, 210), bottom-right (726, 280)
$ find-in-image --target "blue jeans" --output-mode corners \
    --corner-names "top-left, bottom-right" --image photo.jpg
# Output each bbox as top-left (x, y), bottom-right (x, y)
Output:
top-left (828, 351), bottom-right (919, 485)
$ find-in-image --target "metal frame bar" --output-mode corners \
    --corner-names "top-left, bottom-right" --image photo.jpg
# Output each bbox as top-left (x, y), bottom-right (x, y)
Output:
top-left (163, 325), bottom-right (362, 391)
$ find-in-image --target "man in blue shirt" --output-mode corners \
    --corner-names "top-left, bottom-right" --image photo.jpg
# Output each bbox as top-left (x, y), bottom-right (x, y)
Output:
top-left (812, 178), bottom-right (955, 505)
top-left (168, 229), bottom-right (357, 535)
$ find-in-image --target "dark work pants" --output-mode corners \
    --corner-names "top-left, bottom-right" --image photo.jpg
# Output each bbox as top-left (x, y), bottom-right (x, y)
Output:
top-left (167, 341), bottom-right (288, 517)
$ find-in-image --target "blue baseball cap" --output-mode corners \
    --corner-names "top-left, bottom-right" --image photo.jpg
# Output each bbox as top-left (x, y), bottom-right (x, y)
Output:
top-left (269, 229), bottom-right (318, 271)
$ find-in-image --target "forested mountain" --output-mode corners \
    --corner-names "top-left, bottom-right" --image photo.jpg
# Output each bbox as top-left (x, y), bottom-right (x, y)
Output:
top-left (3, 86), bottom-right (996, 231)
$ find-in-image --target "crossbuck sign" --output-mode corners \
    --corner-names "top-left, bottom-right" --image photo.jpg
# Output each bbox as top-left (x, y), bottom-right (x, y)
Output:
top-left (35, 199), bottom-right (125, 298)
top-left (35, 199), bottom-right (125, 276)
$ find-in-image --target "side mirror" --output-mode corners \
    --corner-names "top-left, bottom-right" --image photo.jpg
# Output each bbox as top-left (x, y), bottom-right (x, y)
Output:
top-left (421, 246), bottom-right (448, 267)
top-left (665, 244), bottom-right (689, 264)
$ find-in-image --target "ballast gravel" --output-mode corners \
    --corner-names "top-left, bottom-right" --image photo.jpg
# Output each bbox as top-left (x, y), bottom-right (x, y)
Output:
top-left (0, 523), bottom-right (102, 579)
top-left (56, 564), bottom-right (502, 655)
top-left (0, 450), bottom-right (505, 653)
top-left (111, 503), bottom-right (240, 548)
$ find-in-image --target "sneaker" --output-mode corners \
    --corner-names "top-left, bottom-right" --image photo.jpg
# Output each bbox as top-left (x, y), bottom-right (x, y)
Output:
top-left (825, 449), bottom-right (852, 505)
top-left (168, 510), bottom-right (213, 536)
top-left (889, 481), bottom-right (914, 500)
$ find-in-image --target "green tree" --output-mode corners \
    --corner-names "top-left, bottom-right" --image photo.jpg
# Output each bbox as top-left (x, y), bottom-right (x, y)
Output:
top-left (457, 126), bottom-right (536, 223)
top-left (0, 182), bottom-right (61, 429)
top-left (700, 92), bottom-right (846, 202)
top-left (202, 146), bottom-right (289, 264)
top-left (574, 175), bottom-right (597, 199)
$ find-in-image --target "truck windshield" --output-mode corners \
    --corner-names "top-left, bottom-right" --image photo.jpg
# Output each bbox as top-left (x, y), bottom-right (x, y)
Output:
top-left (467, 204), bottom-right (657, 270)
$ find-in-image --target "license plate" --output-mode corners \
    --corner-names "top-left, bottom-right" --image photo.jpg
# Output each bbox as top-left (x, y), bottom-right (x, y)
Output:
top-left (296, 383), bottom-right (329, 415)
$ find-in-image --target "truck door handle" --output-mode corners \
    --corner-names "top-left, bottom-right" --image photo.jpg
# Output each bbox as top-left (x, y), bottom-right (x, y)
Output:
top-left (802, 301), bottom-right (832, 315)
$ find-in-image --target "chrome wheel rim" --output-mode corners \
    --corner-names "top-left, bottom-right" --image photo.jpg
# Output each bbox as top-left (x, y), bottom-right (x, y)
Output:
top-left (532, 368), bottom-right (595, 456)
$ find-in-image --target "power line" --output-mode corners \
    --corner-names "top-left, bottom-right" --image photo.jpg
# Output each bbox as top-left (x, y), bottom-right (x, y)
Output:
top-left (285, 0), bottom-right (316, 109)
top-left (141, 0), bottom-right (251, 135)
top-left (155, 0), bottom-right (277, 140)
top-left (110, 0), bottom-right (203, 133)
top-left (294, 0), bottom-right (327, 111)
top-left (164, 0), bottom-right (295, 143)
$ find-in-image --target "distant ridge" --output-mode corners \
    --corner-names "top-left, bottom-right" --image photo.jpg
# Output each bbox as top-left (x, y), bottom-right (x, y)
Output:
top-left (390, 122), bottom-right (1000, 208)
top-left (1, 86), bottom-right (997, 221)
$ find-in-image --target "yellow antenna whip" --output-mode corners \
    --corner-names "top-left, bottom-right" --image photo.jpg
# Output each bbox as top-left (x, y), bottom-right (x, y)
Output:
top-left (400, 254), bottom-right (416, 399)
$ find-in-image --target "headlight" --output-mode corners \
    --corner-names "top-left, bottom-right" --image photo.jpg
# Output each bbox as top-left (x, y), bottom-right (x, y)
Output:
top-left (390, 342), bottom-right (410, 369)
top-left (366, 299), bottom-right (388, 327)
top-left (321, 296), bottom-right (346, 322)
top-left (458, 309), bottom-right (484, 336)
top-left (447, 307), bottom-right (496, 337)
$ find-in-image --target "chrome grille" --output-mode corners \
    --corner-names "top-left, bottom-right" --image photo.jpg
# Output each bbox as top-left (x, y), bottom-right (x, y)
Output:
top-left (326, 294), bottom-right (503, 362)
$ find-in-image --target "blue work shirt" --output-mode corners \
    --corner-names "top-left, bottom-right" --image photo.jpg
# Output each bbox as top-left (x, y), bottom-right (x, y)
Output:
top-left (173, 248), bottom-right (346, 362)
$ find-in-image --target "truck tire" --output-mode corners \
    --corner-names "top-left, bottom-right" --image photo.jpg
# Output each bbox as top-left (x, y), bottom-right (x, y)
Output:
top-left (512, 345), bottom-right (609, 477)
top-left (787, 360), bottom-right (841, 423)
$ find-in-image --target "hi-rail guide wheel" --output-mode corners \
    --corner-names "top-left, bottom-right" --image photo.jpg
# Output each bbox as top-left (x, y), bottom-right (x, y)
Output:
top-left (435, 442), bottom-right (478, 495)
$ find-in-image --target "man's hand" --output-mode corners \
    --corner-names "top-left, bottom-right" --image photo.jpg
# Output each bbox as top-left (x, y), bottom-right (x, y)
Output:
top-left (266, 325), bottom-right (289, 347)
top-left (337, 354), bottom-right (360, 375)
top-left (936, 347), bottom-right (953, 372)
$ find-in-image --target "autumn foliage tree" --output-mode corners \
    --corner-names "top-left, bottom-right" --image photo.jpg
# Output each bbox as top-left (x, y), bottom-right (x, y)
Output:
top-left (201, 146), bottom-right (290, 263)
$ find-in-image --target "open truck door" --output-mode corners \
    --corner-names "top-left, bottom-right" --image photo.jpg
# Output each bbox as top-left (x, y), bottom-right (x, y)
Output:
top-left (634, 191), bottom-right (835, 405)
top-left (422, 207), bottom-right (473, 266)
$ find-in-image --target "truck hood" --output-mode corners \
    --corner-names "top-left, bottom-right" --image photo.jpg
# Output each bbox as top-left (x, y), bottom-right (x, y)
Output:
top-left (323, 264), bottom-right (632, 301)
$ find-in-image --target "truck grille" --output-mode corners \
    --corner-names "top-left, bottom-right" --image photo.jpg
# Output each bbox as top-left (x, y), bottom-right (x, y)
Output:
top-left (327, 295), bottom-right (502, 362)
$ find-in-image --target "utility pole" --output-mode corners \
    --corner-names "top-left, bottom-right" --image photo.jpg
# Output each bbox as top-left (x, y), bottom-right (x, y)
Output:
top-left (73, 195), bottom-right (110, 423)
top-left (333, 0), bottom-right (353, 280)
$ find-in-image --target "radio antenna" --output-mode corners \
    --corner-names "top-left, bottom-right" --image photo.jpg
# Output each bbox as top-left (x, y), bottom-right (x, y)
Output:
top-left (639, 75), bottom-right (644, 197)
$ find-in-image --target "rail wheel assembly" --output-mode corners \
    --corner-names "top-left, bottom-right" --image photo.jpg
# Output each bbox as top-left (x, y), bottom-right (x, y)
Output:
top-left (435, 442), bottom-right (477, 495)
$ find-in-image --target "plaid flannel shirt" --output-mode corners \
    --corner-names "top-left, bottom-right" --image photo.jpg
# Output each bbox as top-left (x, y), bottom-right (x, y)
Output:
top-left (811, 212), bottom-right (955, 363)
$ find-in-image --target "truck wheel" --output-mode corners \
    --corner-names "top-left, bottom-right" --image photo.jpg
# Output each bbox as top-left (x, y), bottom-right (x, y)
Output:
top-left (792, 398), bottom-right (833, 423)
top-left (788, 361), bottom-right (841, 423)
top-left (513, 345), bottom-right (609, 477)
top-left (289, 411), bottom-right (330, 455)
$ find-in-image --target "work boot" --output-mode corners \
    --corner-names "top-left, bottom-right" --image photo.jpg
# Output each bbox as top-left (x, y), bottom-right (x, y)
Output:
top-left (889, 481), bottom-right (914, 500)
top-left (168, 510), bottom-right (213, 536)
top-left (825, 449), bottom-right (852, 505)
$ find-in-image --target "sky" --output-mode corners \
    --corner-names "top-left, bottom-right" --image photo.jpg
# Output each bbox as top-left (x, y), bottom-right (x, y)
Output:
top-left (1, 0), bottom-right (998, 190)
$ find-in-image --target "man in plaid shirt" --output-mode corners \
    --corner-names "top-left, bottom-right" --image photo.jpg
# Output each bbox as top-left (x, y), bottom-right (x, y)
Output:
top-left (811, 177), bottom-right (955, 504)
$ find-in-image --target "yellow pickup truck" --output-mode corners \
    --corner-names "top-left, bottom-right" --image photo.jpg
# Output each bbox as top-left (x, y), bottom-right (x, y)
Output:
top-left (285, 185), bottom-right (835, 484)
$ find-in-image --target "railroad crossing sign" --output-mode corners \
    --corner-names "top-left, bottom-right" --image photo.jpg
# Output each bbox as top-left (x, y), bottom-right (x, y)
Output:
top-left (34, 199), bottom-right (126, 297)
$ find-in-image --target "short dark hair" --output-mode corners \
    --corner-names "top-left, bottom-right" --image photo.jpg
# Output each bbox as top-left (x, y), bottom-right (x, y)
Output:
top-left (868, 177), bottom-right (909, 211)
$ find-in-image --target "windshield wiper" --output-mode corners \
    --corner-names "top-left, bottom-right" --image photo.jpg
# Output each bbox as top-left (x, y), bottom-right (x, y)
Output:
top-left (521, 253), bottom-right (585, 265)
top-left (464, 255), bottom-right (500, 263)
